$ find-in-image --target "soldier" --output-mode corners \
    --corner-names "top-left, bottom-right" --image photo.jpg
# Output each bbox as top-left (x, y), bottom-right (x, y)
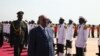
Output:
top-left (10, 11), bottom-right (28, 56)
top-left (28, 20), bottom-right (35, 34)
top-left (54, 24), bottom-right (58, 38)
top-left (0, 22), bottom-right (3, 47)
top-left (65, 19), bottom-right (74, 56)
top-left (73, 23), bottom-right (78, 38)
top-left (83, 20), bottom-right (89, 55)
top-left (5, 21), bottom-right (10, 42)
top-left (57, 18), bottom-right (66, 56)
top-left (97, 24), bottom-right (100, 56)
top-left (75, 17), bottom-right (88, 56)
top-left (97, 25), bottom-right (100, 38)
top-left (88, 24), bottom-right (91, 38)
top-left (91, 25), bottom-right (95, 38)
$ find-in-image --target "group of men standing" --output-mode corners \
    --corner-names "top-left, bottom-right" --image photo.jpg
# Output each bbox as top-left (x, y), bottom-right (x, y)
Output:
top-left (0, 11), bottom-right (100, 56)
top-left (56, 17), bottom-right (89, 56)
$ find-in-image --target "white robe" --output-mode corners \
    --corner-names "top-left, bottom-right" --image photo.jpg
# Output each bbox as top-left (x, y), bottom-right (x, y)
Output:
top-left (6, 23), bottom-right (10, 34)
top-left (76, 24), bottom-right (88, 48)
top-left (28, 24), bottom-right (35, 34)
top-left (66, 24), bottom-right (74, 41)
top-left (57, 24), bottom-right (66, 44)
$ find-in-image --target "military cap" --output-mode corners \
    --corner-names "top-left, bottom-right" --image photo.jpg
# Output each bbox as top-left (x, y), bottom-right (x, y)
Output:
top-left (17, 11), bottom-right (24, 15)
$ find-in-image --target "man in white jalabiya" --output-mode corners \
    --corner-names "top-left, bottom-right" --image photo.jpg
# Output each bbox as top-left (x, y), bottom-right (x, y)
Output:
top-left (65, 19), bottom-right (74, 56)
top-left (57, 18), bottom-right (66, 56)
top-left (75, 17), bottom-right (88, 56)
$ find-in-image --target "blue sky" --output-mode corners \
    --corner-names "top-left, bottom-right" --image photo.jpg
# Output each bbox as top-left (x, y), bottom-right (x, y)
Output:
top-left (0, 0), bottom-right (100, 25)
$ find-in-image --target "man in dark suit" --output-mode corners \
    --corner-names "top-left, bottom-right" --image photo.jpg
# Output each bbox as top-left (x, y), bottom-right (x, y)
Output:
top-left (10, 11), bottom-right (28, 56)
top-left (28, 15), bottom-right (54, 56)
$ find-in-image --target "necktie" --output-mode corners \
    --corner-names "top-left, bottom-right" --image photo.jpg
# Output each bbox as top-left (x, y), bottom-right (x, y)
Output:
top-left (43, 28), bottom-right (49, 40)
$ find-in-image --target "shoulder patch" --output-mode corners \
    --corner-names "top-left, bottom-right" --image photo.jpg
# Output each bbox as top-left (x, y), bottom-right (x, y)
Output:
top-left (64, 26), bottom-right (67, 29)
top-left (84, 25), bottom-right (88, 30)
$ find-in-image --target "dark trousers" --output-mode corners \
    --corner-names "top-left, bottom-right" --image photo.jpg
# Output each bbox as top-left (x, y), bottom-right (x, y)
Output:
top-left (76, 47), bottom-right (84, 56)
top-left (97, 32), bottom-right (99, 38)
top-left (14, 44), bottom-right (23, 56)
top-left (57, 44), bottom-right (64, 53)
top-left (98, 46), bottom-right (100, 55)
top-left (66, 40), bottom-right (72, 54)
top-left (74, 32), bottom-right (77, 38)
top-left (0, 33), bottom-right (3, 47)
top-left (91, 32), bottom-right (94, 38)
top-left (55, 32), bottom-right (57, 38)
top-left (88, 31), bottom-right (90, 38)
top-left (84, 47), bottom-right (86, 52)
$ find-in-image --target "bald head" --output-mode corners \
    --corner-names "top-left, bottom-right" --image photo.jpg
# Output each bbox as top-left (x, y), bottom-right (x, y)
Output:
top-left (37, 15), bottom-right (47, 28)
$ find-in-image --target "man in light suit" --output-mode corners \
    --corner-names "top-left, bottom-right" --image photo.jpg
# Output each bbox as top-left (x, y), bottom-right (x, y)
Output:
top-left (97, 24), bottom-right (100, 56)
top-left (28, 15), bottom-right (54, 56)
top-left (75, 17), bottom-right (88, 56)
top-left (46, 18), bottom-right (54, 56)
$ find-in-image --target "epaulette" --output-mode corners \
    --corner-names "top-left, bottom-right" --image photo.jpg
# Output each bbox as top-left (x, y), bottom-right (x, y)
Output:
top-left (64, 25), bottom-right (67, 29)
top-left (84, 25), bottom-right (88, 30)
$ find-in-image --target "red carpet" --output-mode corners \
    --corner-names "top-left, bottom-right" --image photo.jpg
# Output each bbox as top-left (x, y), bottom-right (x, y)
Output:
top-left (0, 42), bottom-right (27, 56)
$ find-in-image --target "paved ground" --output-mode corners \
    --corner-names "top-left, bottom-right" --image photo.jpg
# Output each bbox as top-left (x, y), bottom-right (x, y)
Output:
top-left (54, 37), bottom-right (99, 56)
top-left (0, 38), bottom-right (99, 56)
top-left (72, 38), bottom-right (99, 56)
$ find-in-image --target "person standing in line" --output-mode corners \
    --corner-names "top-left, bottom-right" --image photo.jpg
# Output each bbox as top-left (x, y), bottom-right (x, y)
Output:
top-left (91, 25), bottom-right (95, 38)
top-left (57, 18), bottom-right (66, 56)
top-left (97, 25), bottom-right (100, 38)
top-left (10, 11), bottom-right (28, 56)
top-left (75, 17), bottom-right (88, 56)
top-left (88, 25), bottom-right (91, 38)
top-left (65, 19), bottom-right (74, 56)
top-left (83, 20), bottom-right (89, 55)
top-left (28, 20), bottom-right (35, 34)
top-left (97, 24), bottom-right (100, 56)
top-left (6, 21), bottom-right (11, 42)
top-left (54, 24), bottom-right (58, 38)
top-left (73, 23), bottom-right (78, 38)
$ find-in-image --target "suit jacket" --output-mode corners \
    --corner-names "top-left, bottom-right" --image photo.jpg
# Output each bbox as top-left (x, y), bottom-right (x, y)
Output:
top-left (28, 26), bottom-right (50, 56)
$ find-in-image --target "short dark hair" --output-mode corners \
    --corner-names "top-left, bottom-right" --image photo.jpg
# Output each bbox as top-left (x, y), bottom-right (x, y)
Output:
top-left (79, 17), bottom-right (85, 21)
top-left (59, 17), bottom-right (64, 24)
top-left (60, 17), bottom-right (64, 22)
top-left (69, 19), bottom-right (73, 23)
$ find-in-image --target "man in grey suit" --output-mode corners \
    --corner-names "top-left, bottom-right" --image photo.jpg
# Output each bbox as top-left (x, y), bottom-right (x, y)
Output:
top-left (28, 15), bottom-right (54, 56)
